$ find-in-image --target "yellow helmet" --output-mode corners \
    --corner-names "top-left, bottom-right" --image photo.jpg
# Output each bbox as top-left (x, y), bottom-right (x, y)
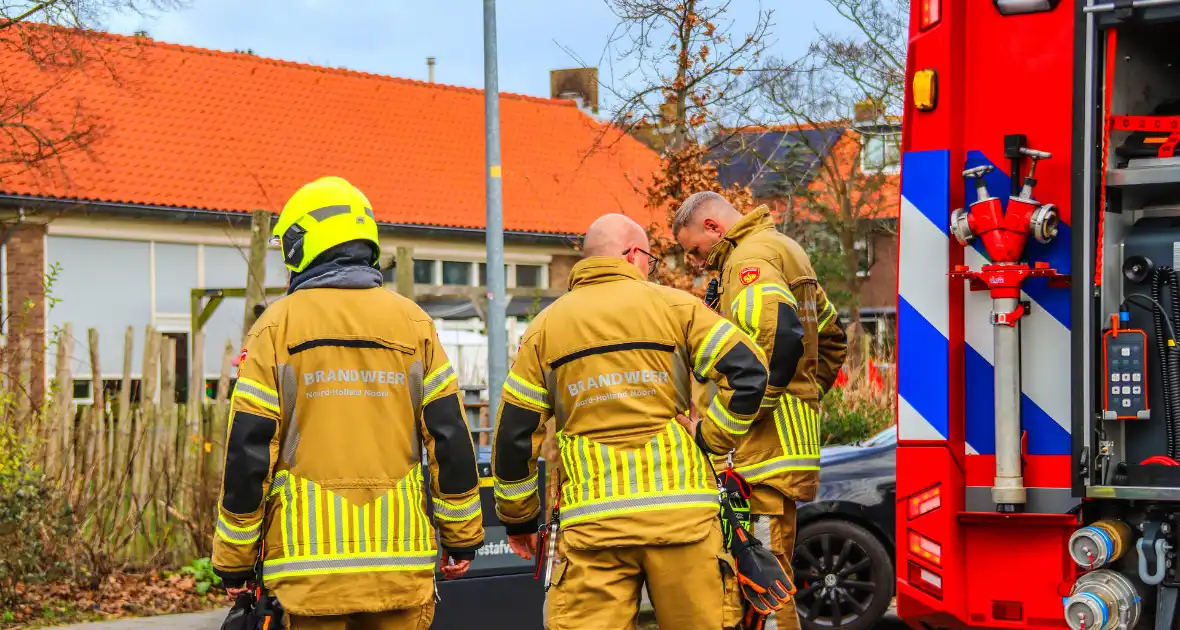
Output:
top-left (273, 176), bottom-right (380, 273)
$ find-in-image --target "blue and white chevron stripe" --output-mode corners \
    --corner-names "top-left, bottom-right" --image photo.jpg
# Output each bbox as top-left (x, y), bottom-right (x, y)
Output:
top-left (896, 150), bottom-right (1072, 455)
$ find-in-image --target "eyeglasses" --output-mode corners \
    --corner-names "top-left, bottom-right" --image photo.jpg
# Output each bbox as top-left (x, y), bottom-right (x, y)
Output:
top-left (624, 247), bottom-right (661, 281)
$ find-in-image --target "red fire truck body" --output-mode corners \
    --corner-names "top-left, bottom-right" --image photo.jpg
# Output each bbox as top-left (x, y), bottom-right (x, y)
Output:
top-left (897, 2), bottom-right (1180, 630)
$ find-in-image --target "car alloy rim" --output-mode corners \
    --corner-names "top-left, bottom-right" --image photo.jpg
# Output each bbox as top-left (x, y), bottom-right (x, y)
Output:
top-left (793, 532), bottom-right (877, 627)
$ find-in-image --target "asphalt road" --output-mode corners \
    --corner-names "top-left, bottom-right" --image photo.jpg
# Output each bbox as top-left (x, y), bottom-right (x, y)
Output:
top-left (42, 608), bottom-right (907, 630)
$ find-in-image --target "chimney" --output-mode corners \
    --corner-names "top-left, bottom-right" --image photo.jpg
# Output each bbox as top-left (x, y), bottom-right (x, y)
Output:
top-left (550, 68), bottom-right (599, 115)
top-left (427, 57), bottom-right (436, 83)
top-left (854, 97), bottom-right (883, 123)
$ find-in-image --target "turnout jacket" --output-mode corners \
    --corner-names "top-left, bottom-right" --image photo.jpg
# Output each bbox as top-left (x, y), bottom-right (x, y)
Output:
top-left (211, 284), bottom-right (483, 616)
top-left (491, 258), bottom-right (769, 551)
top-left (705, 205), bottom-right (848, 505)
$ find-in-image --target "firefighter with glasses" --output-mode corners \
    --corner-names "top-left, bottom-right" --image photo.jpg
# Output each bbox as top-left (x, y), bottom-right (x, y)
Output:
top-left (211, 176), bottom-right (483, 630)
top-left (673, 191), bottom-right (849, 630)
top-left (492, 212), bottom-right (769, 630)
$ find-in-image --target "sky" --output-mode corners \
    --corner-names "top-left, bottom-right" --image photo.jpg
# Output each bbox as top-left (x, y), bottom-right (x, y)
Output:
top-left (104, 1), bottom-right (853, 109)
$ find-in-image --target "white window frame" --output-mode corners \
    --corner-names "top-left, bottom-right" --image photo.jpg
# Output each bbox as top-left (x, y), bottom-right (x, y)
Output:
top-left (860, 132), bottom-right (902, 175)
top-left (854, 237), bottom-right (873, 278)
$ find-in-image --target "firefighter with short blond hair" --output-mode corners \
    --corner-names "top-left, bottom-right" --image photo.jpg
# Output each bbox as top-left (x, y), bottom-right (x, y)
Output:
top-left (212, 176), bottom-right (483, 630)
top-left (674, 192), bottom-right (848, 630)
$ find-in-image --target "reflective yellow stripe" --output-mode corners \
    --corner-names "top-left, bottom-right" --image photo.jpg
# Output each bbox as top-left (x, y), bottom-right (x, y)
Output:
top-left (233, 377), bottom-right (280, 414)
top-left (433, 494), bottom-right (481, 521)
top-left (735, 394), bottom-right (821, 481)
top-left (263, 552), bottom-right (438, 578)
top-left (423, 362), bottom-right (457, 406)
top-left (495, 474), bottom-right (538, 501)
top-left (694, 319), bottom-right (738, 379)
top-left (706, 395), bottom-right (753, 435)
top-left (559, 421), bottom-right (716, 526)
top-left (504, 372), bottom-right (551, 410)
top-left (216, 514), bottom-right (261, 545)
top-left (818, 301), bottom-right (838, 331)
top-left (732, 284), bottom-right (796, 339)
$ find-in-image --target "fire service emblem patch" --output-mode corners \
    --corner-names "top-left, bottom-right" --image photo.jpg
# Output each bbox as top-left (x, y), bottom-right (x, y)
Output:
top-left (739, 266), bottom-right (760, 285)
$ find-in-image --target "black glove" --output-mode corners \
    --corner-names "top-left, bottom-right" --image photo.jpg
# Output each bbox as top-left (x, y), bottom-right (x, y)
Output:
top-left (731, 528), bottom-right (795, 615)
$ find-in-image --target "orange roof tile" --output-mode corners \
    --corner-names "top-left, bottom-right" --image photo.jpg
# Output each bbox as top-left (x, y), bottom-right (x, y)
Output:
top-left (0, 30), bottom-right (661, 235)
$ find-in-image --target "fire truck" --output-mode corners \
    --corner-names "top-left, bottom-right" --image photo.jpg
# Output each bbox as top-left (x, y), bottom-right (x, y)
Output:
top-left (896, 1), bottom-right (1180, 630)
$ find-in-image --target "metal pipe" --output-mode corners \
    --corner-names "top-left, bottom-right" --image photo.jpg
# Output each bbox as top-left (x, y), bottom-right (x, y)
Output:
top-left (1084, 0), bottom-right (1180, 12)
top-left (992, 296), bottom-right (1027, 509)
top-left (483, 0), bottom-right (508, 427)
top-left (427, 57), bottom-right (436, 83)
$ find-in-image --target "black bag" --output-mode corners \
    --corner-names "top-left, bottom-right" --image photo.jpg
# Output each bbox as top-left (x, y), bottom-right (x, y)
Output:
top-left (221, 539), bottom-right (285, 630)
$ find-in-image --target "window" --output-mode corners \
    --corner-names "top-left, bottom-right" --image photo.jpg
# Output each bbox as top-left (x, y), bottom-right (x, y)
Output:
top-left (515, 265), bottom-right (542, 288)
top-left (413, 259), bottom-right (435, 284)
top-left (479, 263), bottom-right (509, 287)
top-left (861, 133), bottom-right (901, 174)
top-left (855, 238), bottom-right (873, 277)
top-left (442, 261), bottom-right (472, 286)
top-left (380, 263), bottom-right (395, 285)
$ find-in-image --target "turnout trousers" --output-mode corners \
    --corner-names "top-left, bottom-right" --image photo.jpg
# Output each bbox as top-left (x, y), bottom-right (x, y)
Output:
top-left (282, 602), bottom-right (434, 630)
top-left (750, 494), bottom-right (801, 630)
top-left (545, 522), bottom-right (741, 630)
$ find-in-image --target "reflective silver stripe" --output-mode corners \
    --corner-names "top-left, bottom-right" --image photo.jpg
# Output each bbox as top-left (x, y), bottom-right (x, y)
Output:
top-left (263, 552), bottom-right (438, 577)
top-left (495, 475), bottom-right (538, 500)
top-left (736, 456), bottom-right (821, 482)
top-left (670, 425), bottom-right (687, 489)
top-left (306, 480), bottom-right (318, 555)
top-left (334, 494), bottom-right (345, 555)
top-left (560, 491), bottom-right (718, 524)
top-left (761, 284), bottom-right (797, 305)
top-left (308, 204), bottom-right (351, 221)
top-left (379, 494), bottom-right (389, 553)
top-left (652, 438), bottom-right (664, 492)
top-left (576, 438), bottom-right (592, 501)
top-left (694, 320), bottom-right (737, 379)
top-left (818, 301), bottom-right (837, 329)
top-left (283, 477), bottom-right (295, 557)
top-left (707, 396), bottom-right (751, 434)
top-left (432, 496), bottom-right (481, 521)
top-left (599, 444), bottom-right (614, 498)
top-left (505, 373), bottom-right (550, 409)
top-left (761, 394), bottom-right (780, 408)
top-left (235, 378), bottom-right (280, 411)
top-left (627, 450), bottom-right (639, 494)
top-left (424, 364), bottom-right (456, 397)
top-left (216, 518), bottom-right (261, 544)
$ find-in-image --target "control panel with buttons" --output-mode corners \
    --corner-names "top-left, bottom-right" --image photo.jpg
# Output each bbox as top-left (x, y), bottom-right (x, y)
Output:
top-left (1103, 328), bottom-right (1150, 420)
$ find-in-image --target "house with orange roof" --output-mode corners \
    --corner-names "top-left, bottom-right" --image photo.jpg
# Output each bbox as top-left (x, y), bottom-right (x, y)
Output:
top-left (710, 116), bottom-right (901, 346)
top-left (0, 32), bottom-right (659, 401)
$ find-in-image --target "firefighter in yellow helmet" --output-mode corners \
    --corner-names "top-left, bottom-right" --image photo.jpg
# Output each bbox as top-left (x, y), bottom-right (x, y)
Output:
top-left (211, 177), bottom-right (484, 630)
top-left (674, 192), bottom-right (849, 630)
top-left (492, 213), bottom-right (767, 630)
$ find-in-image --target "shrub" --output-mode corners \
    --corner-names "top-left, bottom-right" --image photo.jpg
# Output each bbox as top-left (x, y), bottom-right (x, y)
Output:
top-left (0, 424), bottom-right (79, 607)
top-left (819, 356), bottom-right (896, 445)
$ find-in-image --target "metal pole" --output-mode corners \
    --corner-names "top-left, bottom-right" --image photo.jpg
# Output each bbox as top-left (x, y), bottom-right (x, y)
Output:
top-left (992, 296), bottom-right (1027, 511)
top-left (484, 0), bottom-right (507, 426)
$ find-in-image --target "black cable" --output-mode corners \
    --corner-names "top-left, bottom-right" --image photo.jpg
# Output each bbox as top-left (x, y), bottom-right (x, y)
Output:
top-left (1124, 294), bottom-right (1179, 343)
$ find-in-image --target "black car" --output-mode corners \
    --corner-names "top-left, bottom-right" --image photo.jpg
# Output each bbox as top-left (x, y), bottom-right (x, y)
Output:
top-left (795, 426), bottom-right (897, 630)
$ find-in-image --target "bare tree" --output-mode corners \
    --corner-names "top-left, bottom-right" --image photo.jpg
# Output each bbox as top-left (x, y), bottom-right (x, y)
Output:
top-left (591, 0), bottom-right (775, 152)
top-left (753, 0), bottom-right (907, 331)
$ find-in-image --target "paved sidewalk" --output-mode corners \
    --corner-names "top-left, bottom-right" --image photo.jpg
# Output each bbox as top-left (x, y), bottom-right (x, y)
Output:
top-left (42, 610), bottom-right (226, 630)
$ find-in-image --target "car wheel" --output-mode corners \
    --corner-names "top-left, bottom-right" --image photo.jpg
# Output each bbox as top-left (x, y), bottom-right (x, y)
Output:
top-left (793, 519), bottom-right (893, 630)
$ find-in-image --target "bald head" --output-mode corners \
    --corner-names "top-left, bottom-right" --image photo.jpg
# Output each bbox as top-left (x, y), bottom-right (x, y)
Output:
top-left (582, 213), bottom-right (649, 258)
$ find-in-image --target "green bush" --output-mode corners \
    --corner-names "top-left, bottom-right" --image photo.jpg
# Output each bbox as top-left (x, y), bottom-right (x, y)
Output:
top-left (0, 425), bottom-right (78, 607)
top-left (179, 557), bottom-right (222, 595)
top-left (819, 360), bottom-right (895, 445)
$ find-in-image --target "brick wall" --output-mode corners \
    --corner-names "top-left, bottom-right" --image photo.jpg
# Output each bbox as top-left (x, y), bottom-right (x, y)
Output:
top-left (859, 230), bottom-right (898, 309)
top-left (548, 254), bottom-right (579, 292)
top-left (4, 222), bottom-right (46, 400)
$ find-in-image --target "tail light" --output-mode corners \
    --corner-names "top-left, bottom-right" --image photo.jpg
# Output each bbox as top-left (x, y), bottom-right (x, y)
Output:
top-left (909, 530), bottom-right (942, 567)
top-left (908, 561), bottom-right (944, 599)
top-left (919, 0), bottom-right (941, 30)
top-left (907, 484), bottom-right (942, 519)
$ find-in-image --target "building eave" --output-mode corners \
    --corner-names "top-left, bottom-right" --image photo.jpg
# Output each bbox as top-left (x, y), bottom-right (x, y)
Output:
top-left (0, 195), bottom-right (580, 246)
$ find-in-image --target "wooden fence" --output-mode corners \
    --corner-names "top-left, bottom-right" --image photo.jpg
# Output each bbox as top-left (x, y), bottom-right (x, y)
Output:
top-left (15, 323), bottom-right (550, 569)
top-left (17, 324), bottom-right (234, 568)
